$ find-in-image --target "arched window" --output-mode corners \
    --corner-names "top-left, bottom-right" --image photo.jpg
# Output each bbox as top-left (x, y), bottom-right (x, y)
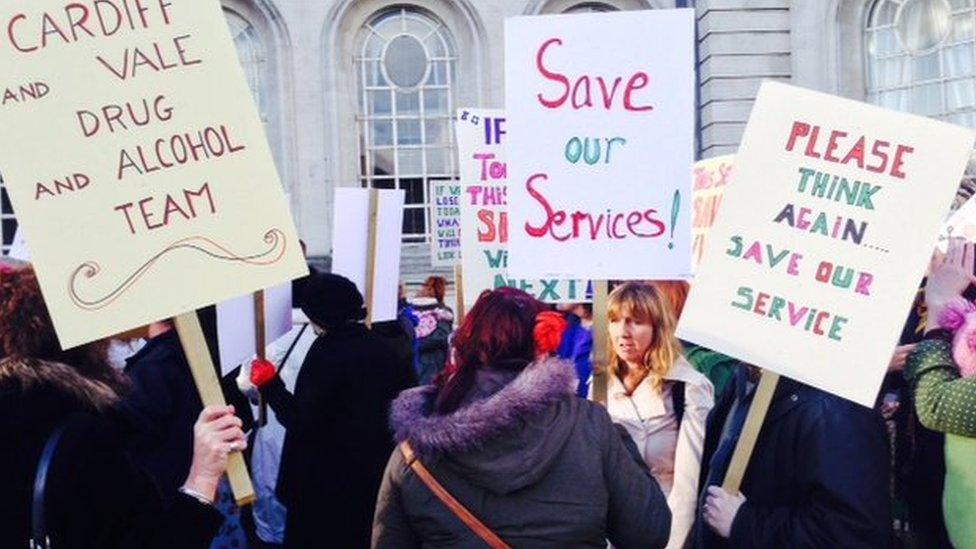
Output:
top-left (225, 9), bottom-right (271, 125)
top-left (356, 7), bottom-right (459, 242)
top-left (865, 0), bottom-right (976, 127)
top-left (564, 2), bottom-right (621, 13)
top-left (865, 0), bottom-right (976, 201)
top-left (0, 174), bottom-right (15, 255)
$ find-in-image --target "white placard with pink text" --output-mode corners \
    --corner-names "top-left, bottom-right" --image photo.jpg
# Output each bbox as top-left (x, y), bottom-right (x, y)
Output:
top-left (678, 82), bottom-right (974, 407)
top-left (504, 10), bottom-right (694, 280)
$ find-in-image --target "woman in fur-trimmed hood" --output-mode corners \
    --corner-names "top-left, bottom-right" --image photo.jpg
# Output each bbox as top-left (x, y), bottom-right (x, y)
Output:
top-left (0, 266), bottom-right (243, 549)
top-left (372, 288), bottom-right (671, 548)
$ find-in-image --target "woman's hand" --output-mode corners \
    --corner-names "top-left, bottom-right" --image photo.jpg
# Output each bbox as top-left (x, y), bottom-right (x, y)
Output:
top-left (888, 344), bottom-right (916, 373)
top-left (925, 238), bottom-right (976, 332)
top-left (182, 405), bottom-right (247, 503)
top-left (703, 486), bottom-right (746, 539)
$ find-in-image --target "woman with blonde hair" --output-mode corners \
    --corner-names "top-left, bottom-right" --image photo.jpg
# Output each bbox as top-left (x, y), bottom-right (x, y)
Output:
top-left (593, 282), bottom-right (714, 549)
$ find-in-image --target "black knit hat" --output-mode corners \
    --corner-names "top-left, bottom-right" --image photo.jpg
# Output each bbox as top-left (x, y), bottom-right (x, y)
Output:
top-left (300, 273), bottom-right (366, 328)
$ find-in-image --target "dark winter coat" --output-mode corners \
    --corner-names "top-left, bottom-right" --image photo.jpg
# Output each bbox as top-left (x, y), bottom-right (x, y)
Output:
top-left (0, 358), bottom-right (222, 548)
top-left (409, 298), bottom-right (453, 384)
top-left (696, 372), bottom-right (892, 548)
top-left (120, 330), bottom-right (253, 502)
top-left (260, 322), bottom-right (415, 548)
top-left (372, 357), bottom-right (672, 548)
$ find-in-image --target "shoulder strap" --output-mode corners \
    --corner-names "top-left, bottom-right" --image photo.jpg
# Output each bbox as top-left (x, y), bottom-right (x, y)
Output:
top-left (31, 419), bottom-right (72, 549)
top-left (672, 380), bottom-right (686, 425)
top-left (592, 371), bottom-right (608, 406)
top-left (277, 323), bottom-right (309, 374)
top-left (399, 441), bottom-right (512, 549)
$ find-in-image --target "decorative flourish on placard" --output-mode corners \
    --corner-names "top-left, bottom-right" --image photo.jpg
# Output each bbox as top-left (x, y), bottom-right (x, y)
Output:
top-left (68, 229), bottom-right (287, 311)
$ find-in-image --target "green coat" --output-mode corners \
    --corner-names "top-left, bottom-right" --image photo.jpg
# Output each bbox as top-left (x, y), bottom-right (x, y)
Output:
top-left (906, 338), bottom-right (976, 549)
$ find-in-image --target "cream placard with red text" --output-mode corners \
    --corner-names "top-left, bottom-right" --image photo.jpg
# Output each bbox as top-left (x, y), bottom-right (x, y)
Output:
top-left (0, 0), bottom-right (306, 348)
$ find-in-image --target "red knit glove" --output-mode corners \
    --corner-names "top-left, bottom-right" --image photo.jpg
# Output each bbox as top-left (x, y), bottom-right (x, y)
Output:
top-left (250, 358), bottom-right (277, 388)
top-left (534, 311), bottom-right (568, 356)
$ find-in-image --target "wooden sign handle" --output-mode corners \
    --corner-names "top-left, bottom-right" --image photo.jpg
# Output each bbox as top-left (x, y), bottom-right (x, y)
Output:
top-left (174, 311), bottom-right (256, 506)
top-left (253, 290), bottom-right (267, 427)
top-left (365, 188), bottom-right (380, 328)
top-left (454, 263), bottom-right (465, 324)
top-left (590, 280), bottom-right (610, 403)
top-left (721, 370), bottom-right (781, 494)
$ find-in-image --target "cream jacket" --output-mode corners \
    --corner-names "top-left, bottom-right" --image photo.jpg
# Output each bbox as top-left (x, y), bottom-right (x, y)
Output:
top-left (594, 357), bottom-right (714, 549)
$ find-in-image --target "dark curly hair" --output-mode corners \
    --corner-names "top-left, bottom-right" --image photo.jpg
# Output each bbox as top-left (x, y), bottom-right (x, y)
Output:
top-left (0, 266), bottom-right (125, 392)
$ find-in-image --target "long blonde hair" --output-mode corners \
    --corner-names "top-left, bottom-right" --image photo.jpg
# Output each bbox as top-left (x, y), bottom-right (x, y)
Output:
top-left (607, 282), bottom-right (683, 393)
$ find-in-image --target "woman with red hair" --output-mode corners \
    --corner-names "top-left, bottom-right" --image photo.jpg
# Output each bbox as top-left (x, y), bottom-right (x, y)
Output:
top-left (0, 266), bottom-right (245, 548)
top-left (373, 287), bottom-right (671, 547)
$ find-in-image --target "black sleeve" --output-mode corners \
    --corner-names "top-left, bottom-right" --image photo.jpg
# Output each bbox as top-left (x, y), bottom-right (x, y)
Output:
top-left (221, 368), bottom-right (254, 433)
top-left (728, 401), bottom-right (891, 548)
top-left (118, 361), bottom-right (174, 441)
top-left (258, 374), bottom-right (297, 428)
top-left (53, 416), bottom-right (224, 549)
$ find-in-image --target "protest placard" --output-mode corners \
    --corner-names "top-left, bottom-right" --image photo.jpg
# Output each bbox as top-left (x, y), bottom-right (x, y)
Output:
top-left (678, 82), bottom-right (975, 407)
top-left (430, 182), bottom-right (461, 267)
top-left (0, 0), bottom-right (307, 349)
top-left (217, 283), bottom-right (292, 375)
top-left (332, 188), bottom-right (405, 323)
top-left (456, 108), bottom-right (590, 307)
top-left (504, 10), bottom-right (694, 280)
top-left (7, 226), bottom-right (29, 261)
top-left (938, 196), bottom-right (976, 251)
top-left (692, 155), bottom-right (734, 271)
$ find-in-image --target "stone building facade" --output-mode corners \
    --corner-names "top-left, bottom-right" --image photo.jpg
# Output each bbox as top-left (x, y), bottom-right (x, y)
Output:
top-left (3, 0), bottom-right (973, 270)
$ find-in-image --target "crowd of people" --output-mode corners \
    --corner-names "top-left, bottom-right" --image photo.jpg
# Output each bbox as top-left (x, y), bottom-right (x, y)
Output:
top-left (2, 239), bottom-right (975, 548)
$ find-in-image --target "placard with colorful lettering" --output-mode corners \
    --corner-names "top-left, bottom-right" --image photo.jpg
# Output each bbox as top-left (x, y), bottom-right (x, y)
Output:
top-left (692, 155), bottom-right (734, 271)
top-left (430, 182), bottom-right (461, 267)
top-left (457, 108), bottom-right (590, 307)
top-left (7, 227), bottom-right (29, 261)
top-left (938, 197), bottom-right (976, 251)
top-left (0, 0), bottom-right (307, 348)
top-left (677, 82), bottom-right (974, 406)
top-left (504, 10), bottom-right (694, 280)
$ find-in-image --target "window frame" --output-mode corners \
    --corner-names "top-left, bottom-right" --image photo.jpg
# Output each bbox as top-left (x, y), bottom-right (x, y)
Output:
top-left (354, 7), bottom-right (460, 243)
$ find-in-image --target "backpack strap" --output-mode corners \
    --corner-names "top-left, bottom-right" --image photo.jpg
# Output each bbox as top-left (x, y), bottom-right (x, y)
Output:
top-left (277, 323), bottom-right (309, 374)
top-left (400, 441), bottom-right (512, 549)
top-left (31, 418), bottom-right (73, 549)
top-left (672, 380), bottom-right (686, 426)
top-left (592, 371), bottom-right (608, 406)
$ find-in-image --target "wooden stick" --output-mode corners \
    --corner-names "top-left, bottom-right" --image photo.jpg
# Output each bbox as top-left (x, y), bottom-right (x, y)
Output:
top-left (174, 311), bottom-right (256, 506)
top-left (590, 280), bottom-right (610, 404)
top-left (454, 263), bottom-right (465, 324)
top-left (722, 370), bottom-right (781, 494)
top-left (253, 290), bottom-right (267, 427)
top-left (365, 188), bottom-right (380, 328)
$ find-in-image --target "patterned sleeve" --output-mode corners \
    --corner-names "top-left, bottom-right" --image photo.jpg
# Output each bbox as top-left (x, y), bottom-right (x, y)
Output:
top-left (905, 338), bottom-right (976, 437)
